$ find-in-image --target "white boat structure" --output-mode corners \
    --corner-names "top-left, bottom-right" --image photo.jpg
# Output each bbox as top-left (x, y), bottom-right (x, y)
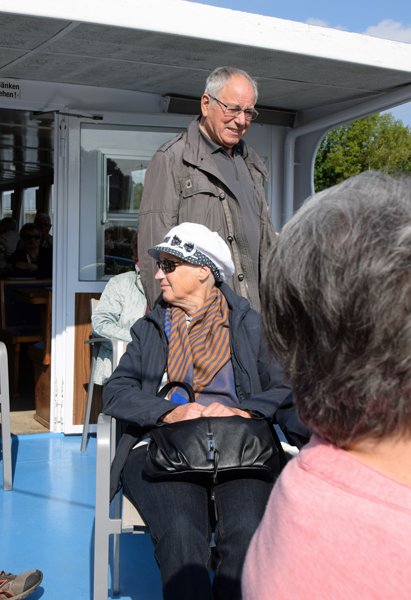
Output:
top-left (1, 1), bottom-right (411, 596)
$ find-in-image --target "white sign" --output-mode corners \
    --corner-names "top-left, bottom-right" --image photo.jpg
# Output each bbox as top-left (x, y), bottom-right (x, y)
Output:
top-left (0, 79), bottom-right (21, 100)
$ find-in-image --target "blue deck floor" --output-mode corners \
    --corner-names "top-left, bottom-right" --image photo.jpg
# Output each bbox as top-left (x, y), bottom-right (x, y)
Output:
top-left (0, 433), bottom-right (163, 600)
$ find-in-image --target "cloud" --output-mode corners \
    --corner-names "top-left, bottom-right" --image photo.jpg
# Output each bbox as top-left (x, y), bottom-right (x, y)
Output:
top-left (363, 20), bottom-right (411, 43)
top-left (306, 18), bottom-right (346, 31)
top-left (306, 18), bottom-right (328, 27)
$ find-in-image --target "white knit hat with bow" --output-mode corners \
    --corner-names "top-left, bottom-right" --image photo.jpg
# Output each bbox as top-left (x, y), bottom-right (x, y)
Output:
top-left (148, 222), bottom-right (235, 282)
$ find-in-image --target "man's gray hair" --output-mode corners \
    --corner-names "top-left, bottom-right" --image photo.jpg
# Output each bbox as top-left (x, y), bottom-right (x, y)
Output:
top-left (204, 66), bottom-right (258, 104)
top-left (34, 212), bottom-right (51, 224)
top-left (262, 171), bottom-right (411, 446)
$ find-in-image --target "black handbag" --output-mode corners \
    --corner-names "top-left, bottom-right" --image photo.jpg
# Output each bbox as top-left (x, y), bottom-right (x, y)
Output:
top-left (143, 381), bottom-right (281, 484)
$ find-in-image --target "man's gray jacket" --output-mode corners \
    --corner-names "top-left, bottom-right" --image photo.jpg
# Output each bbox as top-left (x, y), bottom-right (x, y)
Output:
top-left (138, 117), bottom-right (276, 311)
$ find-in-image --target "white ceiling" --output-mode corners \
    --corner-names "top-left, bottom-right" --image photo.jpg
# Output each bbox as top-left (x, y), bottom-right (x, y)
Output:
top-left (0, 6), bottom-right (411, 113)
top-left (1, 1), bottom-right (411, 191)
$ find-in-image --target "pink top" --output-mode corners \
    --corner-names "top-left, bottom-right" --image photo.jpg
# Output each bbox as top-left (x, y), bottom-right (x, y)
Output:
top-left (242, 435), bottom-right (411, 600)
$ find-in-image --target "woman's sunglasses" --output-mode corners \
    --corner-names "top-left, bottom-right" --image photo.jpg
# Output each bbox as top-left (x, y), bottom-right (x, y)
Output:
top-left (156, 259), bottom-right (185, 274)
top-left (23, 234), bottom-right (41, 240)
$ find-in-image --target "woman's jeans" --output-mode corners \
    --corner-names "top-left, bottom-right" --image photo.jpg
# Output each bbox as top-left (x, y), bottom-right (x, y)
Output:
top-left (122, 445), bottom-right (273, 600)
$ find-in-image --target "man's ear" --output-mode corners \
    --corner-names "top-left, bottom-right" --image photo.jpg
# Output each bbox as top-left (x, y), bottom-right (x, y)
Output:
top-left (201, 94), bottom-right (210, 118)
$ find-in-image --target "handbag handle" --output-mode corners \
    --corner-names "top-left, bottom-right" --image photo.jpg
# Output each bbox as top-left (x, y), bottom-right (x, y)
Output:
top-left (157, 381), bottom-right (195, 403)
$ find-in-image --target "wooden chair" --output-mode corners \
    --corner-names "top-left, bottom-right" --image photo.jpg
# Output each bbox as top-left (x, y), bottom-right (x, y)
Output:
top-left (0, 341), bottom-right (12, 491)
top-left (27, 288), bottom-right (52, 427)
top-left (0, 279), bottom-right (51, 395)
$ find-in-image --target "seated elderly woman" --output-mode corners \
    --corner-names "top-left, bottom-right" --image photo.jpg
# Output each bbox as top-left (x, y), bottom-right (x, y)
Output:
top-left (9, 223), bottom-right (52, 279)
top-left (103, 222), bottom-right (300, 600)
top-left (242, 171), bottom-right (411, 600)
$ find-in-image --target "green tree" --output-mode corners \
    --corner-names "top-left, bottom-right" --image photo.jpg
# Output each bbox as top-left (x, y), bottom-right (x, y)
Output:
top-left (133, 182), bottom-right (144, 211)
top-left (314, 113), bottom-right (411, 192)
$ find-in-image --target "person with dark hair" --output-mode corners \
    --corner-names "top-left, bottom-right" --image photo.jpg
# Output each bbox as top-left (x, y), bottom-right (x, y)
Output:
top-left (138, 66), bottom-right (276, 312)
top-left (242, 171), bottom-right (411, 600)
top-left (9, 223), bottom-right (52, 279)
top-left (0, 217), bottom-right (20, 269)
top-left (0, 217), bottom-right (18, 233)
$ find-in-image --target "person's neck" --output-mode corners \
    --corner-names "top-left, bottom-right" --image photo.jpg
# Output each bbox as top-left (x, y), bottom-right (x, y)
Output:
top-left (173, 286), bottom-right (213, 318)
top-left (27, 247), bottom-right (39, 260)
top-left (345, 434), bottom-right (411, 486)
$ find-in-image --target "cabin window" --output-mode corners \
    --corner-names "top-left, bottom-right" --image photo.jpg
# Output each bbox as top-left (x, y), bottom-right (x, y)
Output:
top-left (1, 191), bottom-right (13, 219)
top-left (21, 187), bottom-right (38, 226)
top-left (79, 124), bottom-right (182, 281)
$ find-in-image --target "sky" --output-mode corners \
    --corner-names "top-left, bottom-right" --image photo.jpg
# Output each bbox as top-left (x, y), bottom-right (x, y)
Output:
top-left (186, 0), bottom-right (411, 128)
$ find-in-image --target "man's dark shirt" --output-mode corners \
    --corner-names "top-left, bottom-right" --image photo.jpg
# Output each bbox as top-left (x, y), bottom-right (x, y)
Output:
top-left (200, 130), bottom-right (260, 280)
top-left (9, 246), bottom-right (53, 279)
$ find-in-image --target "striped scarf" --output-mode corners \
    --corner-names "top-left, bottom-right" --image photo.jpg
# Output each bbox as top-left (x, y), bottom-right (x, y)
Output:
top-left (165, 287), bottom-right (230, 401)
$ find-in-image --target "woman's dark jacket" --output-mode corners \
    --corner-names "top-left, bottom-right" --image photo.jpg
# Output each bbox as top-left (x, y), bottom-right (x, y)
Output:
top-left (9, 246), bottom-right (52, 279)
top-left (103, 283), bottom-right (307, 500)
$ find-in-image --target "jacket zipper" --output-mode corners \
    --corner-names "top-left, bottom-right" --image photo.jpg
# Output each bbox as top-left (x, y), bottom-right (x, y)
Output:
top-left (232, 309), bottom-right (253, 400)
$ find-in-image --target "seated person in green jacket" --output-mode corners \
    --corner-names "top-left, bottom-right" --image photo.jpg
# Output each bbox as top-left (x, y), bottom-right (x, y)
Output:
top-left (91, 233), bottom-right (147, 385)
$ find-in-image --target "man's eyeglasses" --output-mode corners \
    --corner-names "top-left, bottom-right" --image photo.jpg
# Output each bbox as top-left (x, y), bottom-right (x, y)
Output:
top-left (23, 234), bottom-right (41, 240)
top-left (208, 95), bottom-right (259, 121)
top-left (156, 259), bottom-right (186, 274)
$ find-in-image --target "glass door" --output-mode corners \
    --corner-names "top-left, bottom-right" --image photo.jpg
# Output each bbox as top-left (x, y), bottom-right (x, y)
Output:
top-left (79, 124), bottom-right (182, 281)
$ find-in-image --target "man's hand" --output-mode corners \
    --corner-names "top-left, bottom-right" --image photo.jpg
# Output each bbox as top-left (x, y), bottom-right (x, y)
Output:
top-left (44, 234), bottom-right (53, 248)
top-left (15, 262), bottom-right (38, 271)
top-left (159, 401), bottom-right (252, 423)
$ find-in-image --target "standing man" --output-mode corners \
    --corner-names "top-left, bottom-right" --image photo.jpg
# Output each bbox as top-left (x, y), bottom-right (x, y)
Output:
top-left (138, 66), bottom-right (276, 311)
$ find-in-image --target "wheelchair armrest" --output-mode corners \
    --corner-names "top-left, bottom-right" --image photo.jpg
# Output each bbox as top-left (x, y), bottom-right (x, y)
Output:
top-left (85, 337), bottom-right (115, 345)
top-left (95, 413), bottom-right (122, 534)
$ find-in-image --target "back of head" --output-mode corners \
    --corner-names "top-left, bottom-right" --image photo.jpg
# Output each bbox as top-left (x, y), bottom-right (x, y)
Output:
top-left (262, 171), bottom-right (411, 446)
top-left (1, 217), bottom-right (17, 232)
top-left (204, 66), bottom-right (258, 103)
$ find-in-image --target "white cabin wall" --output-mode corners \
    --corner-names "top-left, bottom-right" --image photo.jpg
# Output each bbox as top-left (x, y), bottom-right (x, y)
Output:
top-left (0, 79), bottom-right (168, 114)
top-left (293, 128), bottom-right (329, 213)
top-left (268, 125), bottom-right (290, 232)
top-left (245, 122), bottom-right (290, 232)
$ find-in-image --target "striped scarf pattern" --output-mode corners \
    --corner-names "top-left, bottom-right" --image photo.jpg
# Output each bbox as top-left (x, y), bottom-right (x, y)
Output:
top-left (166, 287), bottom-right (230, 401)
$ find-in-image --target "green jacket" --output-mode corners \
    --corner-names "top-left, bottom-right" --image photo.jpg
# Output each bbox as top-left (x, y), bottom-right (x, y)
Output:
top-left (91, 268), bottom-right (147, 385)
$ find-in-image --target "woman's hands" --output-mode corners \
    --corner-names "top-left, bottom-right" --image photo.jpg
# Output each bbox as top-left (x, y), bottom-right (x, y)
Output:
top-left (159, 402), bottom-right (252, 423)
top-left (14, 262), bottom-right (38, 271)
